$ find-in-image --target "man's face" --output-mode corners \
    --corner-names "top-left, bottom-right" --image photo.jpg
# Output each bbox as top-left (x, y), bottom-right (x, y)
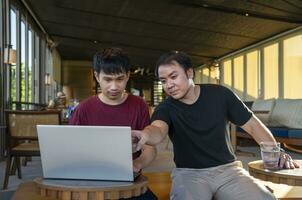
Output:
top-left (158, 61), bottom-right (194, 100)
top-left (95, 71), bottom-right (129, 101)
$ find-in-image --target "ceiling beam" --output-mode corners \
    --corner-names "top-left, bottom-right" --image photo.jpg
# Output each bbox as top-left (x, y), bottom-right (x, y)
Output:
top-left (55, 5), bottom-right (259, 40)
top-left (51, 33), bottom-right (217, 59)
top-left (248, 0), bottom-right (302, 16)
top-left (177, 0), bottom-right (302, 24)
top-left (283, 0), bottom-right (302, 10)
top-left (43, 20), bottom-right (235, 51)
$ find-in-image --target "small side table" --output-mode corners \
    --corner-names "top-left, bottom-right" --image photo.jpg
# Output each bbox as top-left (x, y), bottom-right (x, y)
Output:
top-left (248, 160), bottom-right (302, 186)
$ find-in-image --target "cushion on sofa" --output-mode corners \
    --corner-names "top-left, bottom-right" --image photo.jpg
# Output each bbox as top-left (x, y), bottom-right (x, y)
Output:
top-left (269, 127), bottom-right (289, 138)
top-left (288, 129), bottom-right (302, 139)
top-left (236, 126), bottom-right (289, 138)
top-left (268, 99), bottom-right (302, 129)
top-left (251, 98), bottom-right (275, 125)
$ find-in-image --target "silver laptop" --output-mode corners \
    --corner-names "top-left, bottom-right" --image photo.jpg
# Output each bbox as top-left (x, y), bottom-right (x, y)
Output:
top-left (37, 125), bottom-right (134, 181)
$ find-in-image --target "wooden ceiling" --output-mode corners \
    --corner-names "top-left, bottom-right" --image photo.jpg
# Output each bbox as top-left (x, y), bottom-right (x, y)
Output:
top-left (26, 0), bottom-right (302, 68)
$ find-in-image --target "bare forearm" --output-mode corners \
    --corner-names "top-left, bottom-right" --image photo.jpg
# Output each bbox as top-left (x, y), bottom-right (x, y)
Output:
top-left (135, 145), bottom-right (157, 169)
top-left (242, 115), bottom-right (276, 145)
top-left (144, 124), bottom-right (167, 145)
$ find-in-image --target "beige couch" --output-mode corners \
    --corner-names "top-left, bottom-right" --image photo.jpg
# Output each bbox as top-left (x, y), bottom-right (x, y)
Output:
top-left (235, 98), bottom-right (302, 153)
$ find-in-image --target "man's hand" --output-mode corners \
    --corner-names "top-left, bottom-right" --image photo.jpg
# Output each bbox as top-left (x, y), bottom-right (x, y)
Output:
top-left (132, 130), bottom-right (149, 151)
top-left (132, 136), bottom-right (139, 153)
top-left (133, 159), bottom-right (142, 172)
top-left (279, 152), bottom-right (300, 169)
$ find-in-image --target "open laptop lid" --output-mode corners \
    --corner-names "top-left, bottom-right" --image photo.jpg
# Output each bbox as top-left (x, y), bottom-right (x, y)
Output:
top-left (37, 125), bottom-right (134, 181)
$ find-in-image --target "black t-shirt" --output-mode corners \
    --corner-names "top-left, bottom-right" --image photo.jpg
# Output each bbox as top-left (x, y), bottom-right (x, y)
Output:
top-left (151, 84), bottom-right (252, 168)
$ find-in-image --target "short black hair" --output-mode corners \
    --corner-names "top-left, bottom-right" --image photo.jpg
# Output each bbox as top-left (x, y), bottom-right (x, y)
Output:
top-left (93, 48), bottom-right (131, 74)
top-left (155, 51), bottom-right (193, 77)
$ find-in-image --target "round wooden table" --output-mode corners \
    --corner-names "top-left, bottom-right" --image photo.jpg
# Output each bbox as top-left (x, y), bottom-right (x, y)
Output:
top-left (32, 175), bottom-right (148, 200)
top-left (248, 160), bottom-right (302, 186)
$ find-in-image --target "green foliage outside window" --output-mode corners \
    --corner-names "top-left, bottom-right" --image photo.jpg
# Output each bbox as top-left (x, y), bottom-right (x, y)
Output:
top-left (10, 63), bottom-right (33, 102)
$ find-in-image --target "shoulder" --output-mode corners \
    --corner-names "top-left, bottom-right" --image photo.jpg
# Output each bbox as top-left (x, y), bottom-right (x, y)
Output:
top-left (201, 84), bottom-right (234, 98)
top-left (127, 94), bottom-right (148, 106)
top-left (201, 84), bottom-right (229, 93)
top-left (154, 98), bottom-right (172, 112)
top-left (74, 96), bottom-right (99, 111)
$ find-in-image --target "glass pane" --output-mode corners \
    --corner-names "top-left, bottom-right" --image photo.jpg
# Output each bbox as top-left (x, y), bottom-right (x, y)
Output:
top-left (201, 68), bottom-right (209, 83)
top-left (34, 34), bottom-right (40, 102)
top-left (194, 69), bottom-right (202, 84)
top-left (222, 60), bottom-right (232, 89)
top-left (234, 56), bottom-right (244, 99)
top-left (21, 20), bottom-right (26, 102)
top-left (246, 51), bottom-right (259, 100)
top-left (283, 35), bottom-right (302, 98)
top-left (28, 29), bottom-right (33, 102)
top-left (209, 68), bottom-right (217, 84)
top-left (10, 9), bottom-right (16, 49)
top-left (264, 43), bottom-right (279, 99)
top-left (10, 9), bottom-right (17, 101)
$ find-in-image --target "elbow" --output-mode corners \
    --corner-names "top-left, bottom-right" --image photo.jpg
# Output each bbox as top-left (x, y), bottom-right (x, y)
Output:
top-left (241, 115), bottom-right (261, 136)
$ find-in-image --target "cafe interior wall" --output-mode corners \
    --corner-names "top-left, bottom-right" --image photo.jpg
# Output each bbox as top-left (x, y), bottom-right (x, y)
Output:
top-left (62, 60), bottom-right (94, 102)
top-left (52, 49), bottom-right (61, 86)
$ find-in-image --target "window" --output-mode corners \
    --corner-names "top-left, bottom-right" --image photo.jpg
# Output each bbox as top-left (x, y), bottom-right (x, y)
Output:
top-left (194, 68), bottom-right (202, 84)
top-left (20, 20), bottom-right (26, 102)
top-left (209, 67), bottom-right (218, 84)
top-left (264, 43), bottom-right (279, 99)
top-left (283, 34), bottom-right (302, 98)
top-left (28, 29), bottom-right (33, 101)
top-left (246, 51), bottom-right (259, 100)
top-left (10, 9), bottom-right (17, 101)
top-left (7, 2), bottom-right (54, 108)
top-left (34, 33), bottom-right (40, 102)
top-left (201, 67), bottom-right (209, 83)
top-left (222, 60), bottom-right (232, 88)
top-left (233, 56), bottom-right (244, 99)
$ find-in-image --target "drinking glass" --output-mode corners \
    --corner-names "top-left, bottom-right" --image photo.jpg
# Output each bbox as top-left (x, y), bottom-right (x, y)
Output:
top-left (260, 142), bottom-right (280, 170)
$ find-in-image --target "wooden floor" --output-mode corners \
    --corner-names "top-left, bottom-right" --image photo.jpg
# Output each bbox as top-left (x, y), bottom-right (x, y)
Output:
top-left (143, 172), bottom-right (171, 200)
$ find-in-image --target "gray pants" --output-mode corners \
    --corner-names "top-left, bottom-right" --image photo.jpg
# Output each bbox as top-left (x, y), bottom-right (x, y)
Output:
top-left (170, 161), bottom-right (276, 200)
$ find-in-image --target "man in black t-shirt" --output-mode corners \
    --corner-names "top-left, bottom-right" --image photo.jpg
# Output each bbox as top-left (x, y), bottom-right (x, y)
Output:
top-left (132, 51), bottom-right (299, 200)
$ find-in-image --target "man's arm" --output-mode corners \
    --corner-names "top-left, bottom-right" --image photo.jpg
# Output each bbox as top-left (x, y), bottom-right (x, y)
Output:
top-left (241, 114), bottom-right (299, 169)
top-left (132, 120), bottom-right (169, 149)
top-left (241, 114), bottom-right (276, 144)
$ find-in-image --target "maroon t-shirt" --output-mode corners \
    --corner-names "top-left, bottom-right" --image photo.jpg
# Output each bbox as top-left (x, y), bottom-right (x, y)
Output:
top-left (69, 94), bottom-right (150, 159)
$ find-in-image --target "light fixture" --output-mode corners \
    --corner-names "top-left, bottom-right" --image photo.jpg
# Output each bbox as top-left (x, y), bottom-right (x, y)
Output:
top-left (45, 73), bottom-right (51, 85)
top-left (4, 44), bottom-right (17, 65)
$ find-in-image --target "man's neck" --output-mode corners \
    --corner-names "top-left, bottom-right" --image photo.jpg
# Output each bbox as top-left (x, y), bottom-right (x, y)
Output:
top-left (179, 84), bottom-right (200, 105)
top-left (98, 92), bottom-right (128, 106)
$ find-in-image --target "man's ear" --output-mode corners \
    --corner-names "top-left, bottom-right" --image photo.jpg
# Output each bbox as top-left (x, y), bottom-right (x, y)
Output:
top-left (186, 68), bottom-right (194, 79)
top-left (94, 71), bottom-right (100, 82)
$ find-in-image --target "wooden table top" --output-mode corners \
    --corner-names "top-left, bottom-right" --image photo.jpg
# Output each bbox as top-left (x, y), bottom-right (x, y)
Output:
top-left (13, 175), bottom-right (148, 200)
top-left (248, 160), bottom-right (302, 186)
top-left (248, 160), bottom-right (302, 180)
top-left (34, 176), bottom-right (148, 191)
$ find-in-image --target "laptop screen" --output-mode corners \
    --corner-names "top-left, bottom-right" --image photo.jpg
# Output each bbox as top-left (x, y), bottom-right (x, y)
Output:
top-left (37, 125), bottom-right (134, 181)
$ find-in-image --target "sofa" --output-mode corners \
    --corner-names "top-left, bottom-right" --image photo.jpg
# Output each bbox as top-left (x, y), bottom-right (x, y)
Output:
top-left (234, 98), bottom-right (302, 153)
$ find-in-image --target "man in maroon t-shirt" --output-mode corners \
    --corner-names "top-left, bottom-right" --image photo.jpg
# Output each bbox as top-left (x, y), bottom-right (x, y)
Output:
top-left (69, 48), bottom-right (157, 200)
